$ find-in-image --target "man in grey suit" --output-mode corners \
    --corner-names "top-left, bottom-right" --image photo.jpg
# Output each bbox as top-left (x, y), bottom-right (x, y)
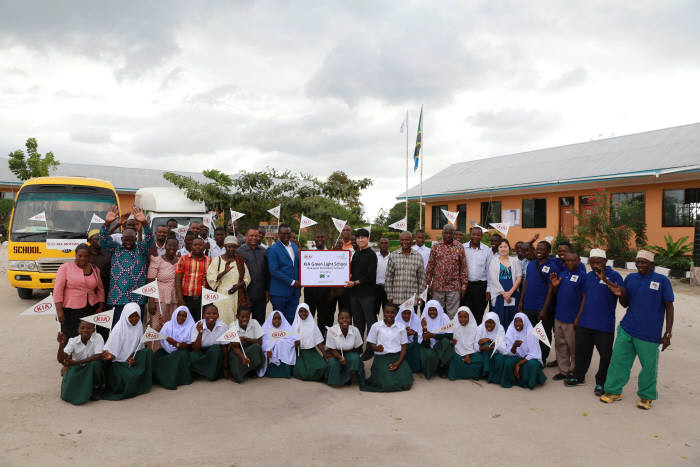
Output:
top-left (237, 228), bottom-right (270, 324)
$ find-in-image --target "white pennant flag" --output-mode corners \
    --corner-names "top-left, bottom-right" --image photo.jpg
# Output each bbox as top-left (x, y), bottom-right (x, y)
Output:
top-left (399, 295), bottom-right (415, 310)
top-left (202, 213), bottom-right (214, 228)
top-left (491, 333), bottom-right (503, 358)
top-left (388, 217), bottom-right (407, 231)
top-left (139, 326), bottom-right (166, 344)
top-left (270, 329), bottom-right (289, 341)
top-left (201, 287), bottom-right (227, 306)
top-left (489, 222), bottom-right (510, 237)
top-left (217, 328), bottom-right (241, 343)
top-left (90, 213), bottom-right (105, 224)
top-left (436, 320), bottom-right (456, 333)
top-left (20, 294), bottom-right (56, 316)
top-left (332, 217), bottom-right (347, 233)
top-left (441, 209), bottom-right (459, 226)
top-left (544, 236), bottom-right (554, 244)
top-left (419, 285), bottom-right (429, 303)
top-left (299, 214), bottom-right (318, 230)
top-left (176, 224), bottom-right (189, 237)
top-left (364, 225), bottom-right (372, 236)
top-left (267, 205), bottom-right (281, 219)
top-left (131, 280), bottom-right (160, 299)
top-left (81, 309), bottom-right (114, 330)
top-left (29, 211), bottom-right (46, 222)
top-left (531, 321), bottom-right (551, 348)
top-left (473, 223), bottom-right (489, 232)
top-left (230, 210), bottom-right (245, 222)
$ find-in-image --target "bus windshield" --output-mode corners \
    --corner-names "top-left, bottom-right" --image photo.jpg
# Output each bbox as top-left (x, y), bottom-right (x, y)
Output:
top-left (11, 191), bottom-right (117, 242)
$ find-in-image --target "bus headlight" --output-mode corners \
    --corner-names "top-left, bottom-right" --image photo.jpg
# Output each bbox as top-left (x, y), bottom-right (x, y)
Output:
top-left (9, 260), bottom-right (38, 271)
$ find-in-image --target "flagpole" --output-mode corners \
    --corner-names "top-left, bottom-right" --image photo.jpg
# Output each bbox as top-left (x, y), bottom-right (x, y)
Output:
top-left (419, 105), bottom-right (424, 230)
top-left (405, 109), bottom-right (409, 222)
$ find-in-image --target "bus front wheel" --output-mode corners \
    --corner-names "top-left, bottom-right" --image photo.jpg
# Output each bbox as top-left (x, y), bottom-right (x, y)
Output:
top-left (17, 288), bottom-right (33, 299)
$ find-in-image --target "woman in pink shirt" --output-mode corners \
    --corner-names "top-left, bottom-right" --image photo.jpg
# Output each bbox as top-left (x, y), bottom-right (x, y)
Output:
top-left (54, 244), bottom-right (105, 339)
top-left (146, 238), bottom-right (179, 342)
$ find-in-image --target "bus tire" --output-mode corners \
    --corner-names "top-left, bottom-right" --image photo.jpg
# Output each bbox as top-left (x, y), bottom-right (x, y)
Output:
top-left (17, 288), bottom-right (33, 299)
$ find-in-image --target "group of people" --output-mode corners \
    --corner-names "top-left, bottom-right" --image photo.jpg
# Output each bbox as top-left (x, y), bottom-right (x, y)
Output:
top-left (53, 208), bottom-right (675, 410)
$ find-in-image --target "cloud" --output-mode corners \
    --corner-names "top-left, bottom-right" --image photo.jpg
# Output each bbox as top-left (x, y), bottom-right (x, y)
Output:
top-left (543, 67), bottom-right (589, 92)
top-left (70, 128), bottom-right (112, 144)
top-left (466, 108), bottom-right (564, 144)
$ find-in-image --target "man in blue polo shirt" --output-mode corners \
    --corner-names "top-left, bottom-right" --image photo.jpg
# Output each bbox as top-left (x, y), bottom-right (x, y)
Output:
top-left (601, 250), bottom-right (674, 410)
top-left (518, 240), bottom-right (554, 362)
top-left (565, 249), bottom-right (623, 396)
top-left (549, 250), bottom-right (585, 381)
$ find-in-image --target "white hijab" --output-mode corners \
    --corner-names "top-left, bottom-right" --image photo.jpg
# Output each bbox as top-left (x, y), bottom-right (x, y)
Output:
top-left (258, 310), bottom-right (298, 376)
top-left (475, 311), bottom-right (506, 354)
top-left (452, 306), bottom-right (478, 356)
top-left (291, 303), bottom-right (324, 350)
top-left (104, 303), bottom-right (143, 362)
top-left (397, 306), bottom-right (422, 344)
top-left (504, 312), bottom-right (542, 363)
top-left (160, 305), bottom-right (195, 353)
top-left (421, 300), bottom-right (451, 348)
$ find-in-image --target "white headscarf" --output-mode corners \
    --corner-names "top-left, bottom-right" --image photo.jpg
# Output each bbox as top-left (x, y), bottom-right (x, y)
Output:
top-left (160, 305), bottom-right (195, 354)
top-left (291, 303), bottom-right (323, 349)
top-left (452, 306), bottom-right (478, 356)
top-left (397, 305), bottom-right (422, 344)
top-left (420, 299), bottom-right (451, 348)
top-left (104, 303), bottom-right (143, 362)
top-left (475, 311), bottom-right (506, 354)
top-left (258, 310), bottom-right (298, 376)
top-left (504, 312), bottom-right (542, 363)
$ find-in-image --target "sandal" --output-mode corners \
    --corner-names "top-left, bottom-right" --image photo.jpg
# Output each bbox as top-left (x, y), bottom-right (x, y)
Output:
top-left (637, 398), bottom-right (652, 410)
top-left (600, 393), bottom-right (622, 403)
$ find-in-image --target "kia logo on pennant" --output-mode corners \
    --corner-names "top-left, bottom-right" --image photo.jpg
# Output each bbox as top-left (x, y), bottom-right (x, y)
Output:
top-left (94, 316), bottom-right (110, 323)
top-left (34, 303), bottom-right (52, 313)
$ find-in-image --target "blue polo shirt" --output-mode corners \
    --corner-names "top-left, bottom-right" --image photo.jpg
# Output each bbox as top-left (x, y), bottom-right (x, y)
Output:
top-left (551, 257), bottom-right (587, 277)
top-left (523, 259), bottom-right (554, 311)
top-left (578, 267), bottom-right (624, 333)
top-left (554, 268), bottom-right (585, 323)
top-left (620, 271), bottom-right (674, 343)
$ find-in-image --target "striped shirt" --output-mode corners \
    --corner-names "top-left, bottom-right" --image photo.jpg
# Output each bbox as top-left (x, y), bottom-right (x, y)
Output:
top-left (176, 254), bottom-right (212, 297)
top-left (384, 249), bottom-right (426, 305)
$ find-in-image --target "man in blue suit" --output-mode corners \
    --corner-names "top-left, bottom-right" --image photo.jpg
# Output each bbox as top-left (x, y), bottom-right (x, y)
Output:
top-left (267, 223), bottom-right (301, 323)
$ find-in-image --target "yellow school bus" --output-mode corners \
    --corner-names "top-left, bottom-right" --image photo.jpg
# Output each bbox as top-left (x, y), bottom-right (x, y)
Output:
top-left (7, 177), bottom-right (120, 299)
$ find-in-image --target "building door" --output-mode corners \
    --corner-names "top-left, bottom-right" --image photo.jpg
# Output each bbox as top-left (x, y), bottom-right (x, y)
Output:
top-left (559, 197), bottom-right (575, 235)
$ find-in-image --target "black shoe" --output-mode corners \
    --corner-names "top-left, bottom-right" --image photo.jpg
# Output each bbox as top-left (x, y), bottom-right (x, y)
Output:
top-left (594, 385), bottom-right (604, 397)
top-left (564, 377), bottom-right (584, 386)
top-left (552, 373), bottom-right (567, 381)
top-left (361, 350), bottom-right (374, 361)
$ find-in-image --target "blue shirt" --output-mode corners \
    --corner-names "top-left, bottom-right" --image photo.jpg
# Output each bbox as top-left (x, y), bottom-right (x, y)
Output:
top-left (620, 271), bottom-right (674, 343)
top-left (554, 268), bottom-right (585, 323)
top-left (578, 267), bottom-right (624, 333)
top-left (523, 259), bottom-right (554, 311)
top-left (551, 257), bottom-right (586, 276)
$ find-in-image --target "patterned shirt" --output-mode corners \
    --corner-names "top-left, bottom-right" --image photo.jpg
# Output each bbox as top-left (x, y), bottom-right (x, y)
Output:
top-left (425, 240), bottom-right (468, 292)
top-left (176, 253), bottom-right (212, 297)
top-left (384, 249), bottom-right (426, 305)
top-left (99, 224), bottom-right (154, 305)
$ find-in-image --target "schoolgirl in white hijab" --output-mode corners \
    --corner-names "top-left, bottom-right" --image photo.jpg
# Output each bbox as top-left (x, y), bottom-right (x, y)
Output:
top-left (452, 306), bottom-right (478, 357)
top-left (291, 303), bottom-right (324, 350)
top-left (504, 312), bottom-right (542, 363)
top-left (475, 311), bottom-right (507, 354)
top-left (420, 300), bottom-right (451, 348)
top-left (397, 305), bottom-right (423, 344)
top-left (159, 306), bottom-right (195, 353)
top-left (258, 310), bottom-right (299, 377)
top-left (104, 303), bottom-right (143, 362)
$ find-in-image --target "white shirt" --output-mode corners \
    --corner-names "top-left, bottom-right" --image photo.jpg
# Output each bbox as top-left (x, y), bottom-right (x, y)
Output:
top-left (376, 251), bottom-right (390, 285)
top-left (153, 239), bottom-right (167, 256)
top-left (191, 319), bottom-right (228, 347)
top-left (412, 244), bottom-right (431, 270)
top-left (367, 320), bottom-right (407, 354)
top-left (209, 242), bottom-right (226, 258)
top-left (463, 242), bottom-right (492, 282)
top-left (233, 319), bottom-right (263, 340)
top-left (63, 333), bottom-right (104, 361)
top-left (325, 325), bottom-right (363, 351)
top-left (283, 242), bottom-right (295, 264)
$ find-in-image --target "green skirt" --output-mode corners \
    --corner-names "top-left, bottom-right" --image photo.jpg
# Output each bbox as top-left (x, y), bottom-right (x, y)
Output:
top-left (152, 348), bottom-right (193, 390)
top-left (229, 343), bottom-right (264, 384)
top-left (496, 355), bottom-right (521, 388)
top-left (190, 345), bottom-right (223, 381)
top-left (326, 352), bottom-right (365, 387)
top-left (516, 359), bottom-right (547, 389)
top-left (420, 337), bottom-right (453, 379)
top-left (266, 362), bottom-right (292, 379)
top-left (103, 349), bottom-right (153, 401)
top-left (60, 360), bottom-right (105, 405)
top-left (485, 352), bottom-right (506, 384)
top-left (361, 353), bottom-right (413, 393)
top-left (404, 340), bottom-right (422, 373)
top-left (293, 348), bottom-right (328, 382)
top-left (447, 352), bottom-right (483, 381)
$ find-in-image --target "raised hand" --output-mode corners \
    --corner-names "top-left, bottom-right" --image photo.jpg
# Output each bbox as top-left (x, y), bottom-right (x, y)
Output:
top-left (105, 205), bottom-right (119, 225)
top-left (132, 206), bottom-right (147, 225)
top-left (607, 281), bottom-right (623, 297)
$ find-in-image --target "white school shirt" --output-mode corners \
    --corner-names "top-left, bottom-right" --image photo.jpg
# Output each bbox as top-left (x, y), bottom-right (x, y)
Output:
top-left (233, 319), bottom-right (264, 340)
top-left (325, 325), bottom-right (363, 351)
top-left (367, 320), bottom-right (408, 355)
top-left (191, 319), bottom-right (228, 347)
top-left (178, 247), bottom-right (190, 257)
top-left (463, 242), bottom-right (492, 282)
top-left (412, 244), bottom-right (431, 270)
top-left (208, 242), bottom-right (226, 258)
top-left (63, 333), bottom-right (104, 361)
top-left (376, 251), bottom-right (390, 285)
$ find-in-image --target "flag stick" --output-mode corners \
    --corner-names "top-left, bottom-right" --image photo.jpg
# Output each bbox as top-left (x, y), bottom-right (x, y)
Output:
top-left (405, 108), bottom-right (409, 222)
top-left (239, 340), bottom-right (248, 365)
top-left (419, 106), bottom-right (424, 230)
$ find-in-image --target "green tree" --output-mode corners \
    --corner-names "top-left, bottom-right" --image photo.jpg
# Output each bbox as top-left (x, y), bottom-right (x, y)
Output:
top-left (8, 138), bottom-right (59, 181)
top-left (573, 187), bottom-right (634, 260)
top-left (383, 201), bottom-right (425, 232)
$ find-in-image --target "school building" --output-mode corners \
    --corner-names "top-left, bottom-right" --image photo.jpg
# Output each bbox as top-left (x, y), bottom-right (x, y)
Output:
top-left (401, 122), bottom-right (700, 248)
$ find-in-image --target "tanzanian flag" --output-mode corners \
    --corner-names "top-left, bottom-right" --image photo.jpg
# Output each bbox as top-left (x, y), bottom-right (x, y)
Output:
top-left (413, 105), bottom-right (422, 171)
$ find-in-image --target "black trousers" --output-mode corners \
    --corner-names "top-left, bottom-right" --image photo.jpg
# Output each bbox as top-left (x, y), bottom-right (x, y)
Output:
top-left (524, 308), bottom-right (553, 362)
top-left (573, 326), bottom-right (614, 386)
top-left (306, 287), bottom-right (334, 337)
top-left (184, 295), bottom-right (203, 322)
top-left (463, 281), bottom-right (488, 324)
top-left (351, 294), bottom-right (376, 348)
top-left (249, 295), bottom-right (267, 327)
top-left (374, 284), bottom-right (387, 316)
top-left (61, 304), bottom-right (99, 340)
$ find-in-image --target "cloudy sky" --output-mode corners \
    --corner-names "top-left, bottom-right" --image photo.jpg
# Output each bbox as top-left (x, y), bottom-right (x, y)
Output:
top-left (1, 1), bottom-right (699, 220)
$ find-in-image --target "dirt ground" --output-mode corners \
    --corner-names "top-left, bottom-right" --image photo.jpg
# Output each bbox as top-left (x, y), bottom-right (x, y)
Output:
top-left (1, 247), bottom-right (699, 466)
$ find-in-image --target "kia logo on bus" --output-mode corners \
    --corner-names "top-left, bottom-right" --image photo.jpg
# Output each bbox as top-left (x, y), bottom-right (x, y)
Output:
top-left (94, 316), bottom-right (110, 323)
top-left (34, 303), bottom-right (53, 313)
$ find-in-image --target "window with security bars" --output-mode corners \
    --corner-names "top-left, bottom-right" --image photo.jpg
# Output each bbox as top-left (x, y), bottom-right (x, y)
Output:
top-left (663, 188), bottom-right (700, 227)
top-left (522, 198), bottom-right (546, 228)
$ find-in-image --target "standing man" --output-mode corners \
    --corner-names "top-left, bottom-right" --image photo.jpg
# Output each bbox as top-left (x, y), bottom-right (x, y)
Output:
top-left (209, 226), bottom-right (227, 258)
top-left (489, 233), bottom-right (503, 255)
top-left (519, 240), bottom-right (555, 362)
top-left (345, 228), bottom-right (377, 360)
top-left (175, 237), bottom-right (211, 321)
top-left (305, 232), bottom-right (334, 336)
top-left (149, 225), bottom-right (169, 257)
top-left (462, 226), bottom-right (492, 323)
top-left (267, 223), bottom-right (301, 324)
top-left (99, 206), bottom-right (154, 324)
top-left (257, 226), bottom-right (268, 249)
top-left (375, 238), bottom-right (390, 316)
top-left (87, 229), bottom-right (111, 302)
top-left (412, 229), bottom-right (431, 271)
top-left (385, 231), bottom-right (426, 308)
top-left (237, 228), bottom-right (270, 326)
top-left (601, 250), bottom-right (674, 410)
top-left (425, 224), bottom-right (467, 319)
top-left (340, 225), bottom-right (353, 251)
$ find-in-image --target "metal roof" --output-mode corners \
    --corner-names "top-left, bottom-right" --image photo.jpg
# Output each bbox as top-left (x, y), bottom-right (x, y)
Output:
top-left (400, 122), bottom-right (700, 200)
